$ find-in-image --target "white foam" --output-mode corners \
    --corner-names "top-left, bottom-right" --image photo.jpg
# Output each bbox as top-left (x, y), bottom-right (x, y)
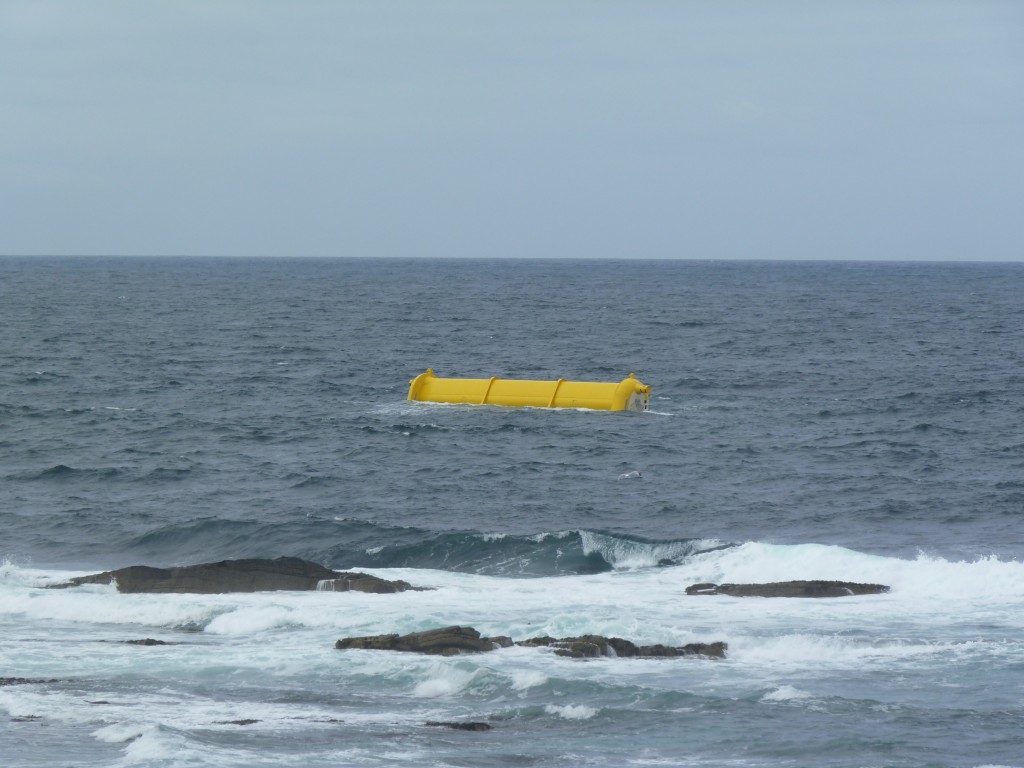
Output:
top-left (93, 721), bottom-right (155, 745)
top-left (0, 688), bottom-right (50, 720)
top-left (204, 605), bottom-right (303, 635)
top-left (679, 541), bottom-right (1024, 603)
top-left (2, 546), bottom-right (1023, 768)
top-left (0, 580), bottom-right (222, 632)
top-left (6, 549), bottom-right (1024, 656)
top-left (94, 720), bottom-right (308, 767)
top-left (761, 685), bottom-right (813, 702)
top-left (579, 530), bottom-right (724, 570)
top-left (545, 703), bottom-right (597, 720)
top-left (480, 532), bottom-right (511, 543)
top-left (509, 669), bottom-right (548, 690)
top-left (371, 401), bottom-right (458, 417)
top-left (411, 659), bottom-right (488, 698)
top-left (3, 549), bottom-right (1023, 715)
top-left (412, 675), bottom-right (464, 698)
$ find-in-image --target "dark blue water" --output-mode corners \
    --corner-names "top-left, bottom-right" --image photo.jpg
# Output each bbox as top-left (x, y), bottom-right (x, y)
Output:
top-left (4, 257), bottom-right (1022, 570)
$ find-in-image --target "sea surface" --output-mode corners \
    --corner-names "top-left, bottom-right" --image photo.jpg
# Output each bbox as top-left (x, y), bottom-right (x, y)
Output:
top-left (1, 256), bottom-right (1023, 768)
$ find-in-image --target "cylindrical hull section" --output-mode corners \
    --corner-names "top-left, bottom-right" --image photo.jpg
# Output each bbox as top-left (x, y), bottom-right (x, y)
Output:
top-left (407, 370), bottom-right (650, 411)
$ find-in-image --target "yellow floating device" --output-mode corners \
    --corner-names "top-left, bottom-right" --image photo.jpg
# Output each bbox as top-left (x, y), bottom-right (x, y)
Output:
top-left (407, 369), bottom-right (651, 412)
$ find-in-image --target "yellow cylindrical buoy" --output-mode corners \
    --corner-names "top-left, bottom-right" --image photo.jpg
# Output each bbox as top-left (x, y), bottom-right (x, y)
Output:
top-left (407, 369), bottom-right (650, 412)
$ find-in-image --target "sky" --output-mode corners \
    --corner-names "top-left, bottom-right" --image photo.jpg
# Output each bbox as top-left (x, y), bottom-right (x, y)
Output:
top-left (1, 1), bottom-right (1022, 260)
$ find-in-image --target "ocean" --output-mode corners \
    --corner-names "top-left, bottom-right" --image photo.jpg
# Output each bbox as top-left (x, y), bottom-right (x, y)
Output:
top-left (1, 256), bottom-right (1022, 767)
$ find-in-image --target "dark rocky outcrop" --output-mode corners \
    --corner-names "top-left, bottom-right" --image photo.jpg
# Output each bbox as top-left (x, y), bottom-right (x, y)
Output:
top-left (685, 580), bottom-right (890, 598)
top-left (122, 638), bottom-right (172, 646)
top-left (336, 626), bottom-right (725, 659)
top-left (426, 721), bottom-right (492, 731)
top-left (316, 573), bottom-right (420, 594)
top-left (335, 626), bottom-right (513, 656)
top-left (1, 677), bottom-right (58, 686)
top-left (50, 557), bottom-right (422, 594)
top-left (214, 719), bottom-right (260, 726)
top-left (518, 635), bottom-right (727, 659)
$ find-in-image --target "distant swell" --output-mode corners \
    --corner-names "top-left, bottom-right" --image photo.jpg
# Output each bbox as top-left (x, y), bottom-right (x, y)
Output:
top-left (24, 464), bottom-right (126, 481)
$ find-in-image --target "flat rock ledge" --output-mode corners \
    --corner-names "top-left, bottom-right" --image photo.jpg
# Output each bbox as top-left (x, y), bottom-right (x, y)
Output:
top-left (520, 635), bottom-right (727, 659)
top-left (685, 580), bottom-right (890, 598)
top-left (49, 557), bottom-right (424, 594)
top-left (335, 626), bottom-right (726, 659)
top-left (336, 626), bottom-right (513, 656)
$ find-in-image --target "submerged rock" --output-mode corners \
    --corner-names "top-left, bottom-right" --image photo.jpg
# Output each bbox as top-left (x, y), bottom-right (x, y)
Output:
top-left (336, 626), bottom-right (725, 659)
top-left (425, 721), bottom-right (492, 731)
top-left (50, 557), bottom-right (423, 594)
top-left (336, 626), bottom-right (513, 656)
top-left (685, 580), bottom-right (890, 598)
top-left (122, 638), bottom-right (172, 646)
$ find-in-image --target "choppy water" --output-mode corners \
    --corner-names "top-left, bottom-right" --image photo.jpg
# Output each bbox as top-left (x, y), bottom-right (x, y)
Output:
top-left (2, 257), bottom-right (1023, 767)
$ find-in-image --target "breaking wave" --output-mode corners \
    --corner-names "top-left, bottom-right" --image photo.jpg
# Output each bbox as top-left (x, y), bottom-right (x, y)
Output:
top-left (93, 518), bottom-right (735, 578)
top-left (330, 529), bottom-right (732, 576)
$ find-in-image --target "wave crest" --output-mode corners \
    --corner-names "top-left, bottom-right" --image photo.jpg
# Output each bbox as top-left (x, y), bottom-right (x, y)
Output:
top-left (334, 529), bottom-right (733, 577)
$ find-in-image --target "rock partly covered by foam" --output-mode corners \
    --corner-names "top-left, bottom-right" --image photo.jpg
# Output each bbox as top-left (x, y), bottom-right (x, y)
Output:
top-left (518, 635), bottom-right (727, 659)
top-left (122, 638), bottom-right (173, 646)
top-left (336, 626), bottom-right (726, 659)
top-left (335, 626), bottom-right (513, 656)
top-left (53, 557), bottom-right (423, 594)
top-left (685, 580), bottom-right (890, 598)
top-left (317, 572), bottom-right (421, 594)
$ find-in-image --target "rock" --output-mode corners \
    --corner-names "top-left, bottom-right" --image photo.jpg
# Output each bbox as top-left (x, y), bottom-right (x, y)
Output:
top-left (425, 721), bottom-right (492, 731)
top-left (316, 573), bottom-right (418, 594)
top-left (336, 626), bottom-right (725, 659)
top-left (685, 580), bottom-right (890, 598)
top-left (680, 642), bottom-right (728, 659)
top-left (123, 638), bottom-right (170, 646)
top-left (214, 719), bottom-right (260, 726)
top-left (518, 635), bottom-right (726, 659)
top-left (50, 557), bottom-right (423, 594)
top-left (685, 583), bottom-right (721, 595)
top-left (518, 635), bottom-right (629, 658)
top-left (336, 626), bottom-right (513, 656)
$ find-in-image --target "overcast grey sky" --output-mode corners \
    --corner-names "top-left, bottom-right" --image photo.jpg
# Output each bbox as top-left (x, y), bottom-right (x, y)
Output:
top-left (2, 1), bottom-right (1021, 260)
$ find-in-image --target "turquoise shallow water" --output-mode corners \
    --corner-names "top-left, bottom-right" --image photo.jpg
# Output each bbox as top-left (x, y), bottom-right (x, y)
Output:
top-left (1, 257), bottom-right (1023, 767)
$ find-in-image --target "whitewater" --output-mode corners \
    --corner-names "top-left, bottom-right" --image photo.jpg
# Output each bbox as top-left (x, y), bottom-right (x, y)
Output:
top-left (2, 257), bottom-right (1023, 767)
